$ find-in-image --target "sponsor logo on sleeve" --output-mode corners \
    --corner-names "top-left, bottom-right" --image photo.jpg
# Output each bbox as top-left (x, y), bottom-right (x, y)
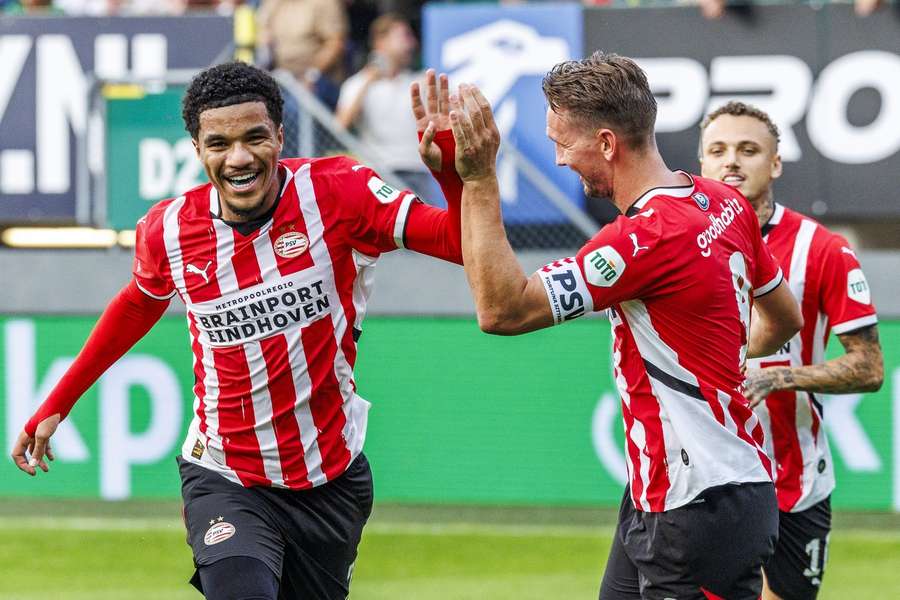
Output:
top-left (847, 268), bottom-right (871, 304)
top-left (367, 176), bottom-right (401, 203)
top-left (584, 246), bottom-right (625, 287)
top-left (273, 231), bottom-right (310, 259)
top-left (539, 257), bottom-right (591, 323)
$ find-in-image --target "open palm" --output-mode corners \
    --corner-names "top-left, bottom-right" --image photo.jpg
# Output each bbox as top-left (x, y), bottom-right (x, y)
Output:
top-left (410, 69), bottom-right (452, 172)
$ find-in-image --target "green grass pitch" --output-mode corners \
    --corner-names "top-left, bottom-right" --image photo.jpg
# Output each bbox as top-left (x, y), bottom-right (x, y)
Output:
top-left (0, 502), bottom-right (898, 599)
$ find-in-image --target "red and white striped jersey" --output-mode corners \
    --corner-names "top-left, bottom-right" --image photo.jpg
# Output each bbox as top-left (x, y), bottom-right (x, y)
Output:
top-left (540, 174), bottom-right (782, 512)
top-left (747, 203), bottom-right (878, 513)
top-left (132, 157), bottom-right (421, 489)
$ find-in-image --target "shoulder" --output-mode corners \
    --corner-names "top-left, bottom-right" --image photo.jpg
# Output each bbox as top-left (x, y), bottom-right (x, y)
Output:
top-left (295, 156), bottom-right (395, 205)
top-left (782, 206), bottom-right (847, 254)
top-left (599, 209), bottom-right (660, 239)
top-left (139, 195), bottom-right (181, 231)
top-left (693, 175), bottom-right (742, 200)
top-left (280, 156), bottom-right (365, 179)
top-left (280, 157), bottom-right (313, 172)
top-left (691, 176), bottom-right (755, 217)
top-left (303, 155), bottom-right (361, 175)
top-left (140, 182), bottom-right (212, 230)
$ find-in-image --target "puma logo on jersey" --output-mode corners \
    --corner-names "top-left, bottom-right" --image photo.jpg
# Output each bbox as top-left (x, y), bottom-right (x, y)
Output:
top-left (629, 233), bottom-right (649, 256)
top-left (186, 261), bottom-right (213, 284)
top-left (841, 246), bottom-right (857, 259)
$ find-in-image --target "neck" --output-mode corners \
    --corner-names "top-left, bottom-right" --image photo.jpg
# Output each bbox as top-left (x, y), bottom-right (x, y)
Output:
top-left (220, 168), bottom-right (284, 222)
top-left (610, 148), bottom-right (688, 214)
top-left (750, 191), bottom-right (775, 228)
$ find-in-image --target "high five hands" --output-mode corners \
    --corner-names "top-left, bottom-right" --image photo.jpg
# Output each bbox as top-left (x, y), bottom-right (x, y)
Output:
top-left (448, 83), bottom-right (500, 183)
top-left (411, 72), bottom-right (500, 182)
top-left (410, 69), bottom-right (452, 173)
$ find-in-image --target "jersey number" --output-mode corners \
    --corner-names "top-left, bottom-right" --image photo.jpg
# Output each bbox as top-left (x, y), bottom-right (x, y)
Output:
top-left (803, 534), bottom-right (830, 587)
top-left (729, 252), bottom-right (752, 366)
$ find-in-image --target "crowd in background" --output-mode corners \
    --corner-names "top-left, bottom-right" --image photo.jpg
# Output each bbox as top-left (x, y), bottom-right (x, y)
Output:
top-left (1, 0), bottom-right (894, 208)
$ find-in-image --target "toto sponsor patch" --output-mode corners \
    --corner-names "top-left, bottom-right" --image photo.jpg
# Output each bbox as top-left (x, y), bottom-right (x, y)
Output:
top-left (583, 245), bottom-right (625, 287)
top-left (847, 268), bottom-right (871, 305)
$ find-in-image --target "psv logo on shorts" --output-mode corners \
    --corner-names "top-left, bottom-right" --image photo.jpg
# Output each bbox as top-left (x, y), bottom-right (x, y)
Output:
top-left (273, 232), bottom-right (310, 259)
top-left (204, 520), bottom-right (236, 546)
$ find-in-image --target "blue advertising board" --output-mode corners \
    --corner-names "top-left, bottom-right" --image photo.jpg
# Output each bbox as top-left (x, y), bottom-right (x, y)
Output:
top-left (423, 4), bottom-right (584, 225)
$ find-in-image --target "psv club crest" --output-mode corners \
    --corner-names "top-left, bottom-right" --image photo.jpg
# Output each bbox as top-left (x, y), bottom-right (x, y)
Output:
top-left (273, 231), bottom-right (310, 258)
top-left (692, 192), bottom-right (710, 211)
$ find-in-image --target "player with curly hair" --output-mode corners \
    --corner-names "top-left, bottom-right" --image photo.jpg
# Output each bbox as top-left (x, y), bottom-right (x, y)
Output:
top-left (11, 61), bottom-right (463, 600)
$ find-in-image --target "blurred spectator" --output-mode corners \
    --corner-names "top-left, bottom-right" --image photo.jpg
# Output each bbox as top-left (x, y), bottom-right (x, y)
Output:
top-left (853, 0), bottom-right (885, 15)
top-left (336, 14), bottom-right (436, 202)
top-left (4, 0), bottom-right (63, 13)
top-left (696, 0), bottom-right (887, 19)
top-left (257, 0), bottom-right (348, 109)
top-left (345, 0), bottom-right (381, 72)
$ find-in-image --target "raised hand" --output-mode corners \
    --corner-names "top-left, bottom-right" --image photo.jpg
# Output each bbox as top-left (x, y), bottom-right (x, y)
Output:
top-left (10, 413), bottom-right (59, 476)
top-left (448, 83), bottom-right (501, 183)
top-left (410, 69), bottom-right (452, 172)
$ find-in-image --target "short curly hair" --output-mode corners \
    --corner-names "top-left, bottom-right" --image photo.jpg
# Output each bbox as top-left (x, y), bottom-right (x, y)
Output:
top-left (182, 62), bottom-right (284, 139)
top-left (700, 101), bottom-right (780, 148)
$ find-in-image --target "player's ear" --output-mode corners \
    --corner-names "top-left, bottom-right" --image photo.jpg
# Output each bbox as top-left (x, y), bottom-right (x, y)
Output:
top-left (771, 153), bottom-right (783, 180)
top-left (597, 128), bottom-right (616, 162)
top-left (276, 124), bottom-right (284, 152)
top-left (192, 137), bottom-right (200, 157)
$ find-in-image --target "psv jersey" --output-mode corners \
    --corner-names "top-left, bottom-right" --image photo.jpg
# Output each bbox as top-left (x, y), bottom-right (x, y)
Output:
top-left (540, 174), bottom-right (782, 512)
top-left (747, 203), bottom-right (878, 513)
top-left (133, 157), bottom-right (419, 489)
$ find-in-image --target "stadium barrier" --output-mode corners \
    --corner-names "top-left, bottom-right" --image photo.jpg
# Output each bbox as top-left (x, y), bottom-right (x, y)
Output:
top-left (77, 67), bottom-right (598, 247)
top-left (1, 316), bottom-right (897, 511)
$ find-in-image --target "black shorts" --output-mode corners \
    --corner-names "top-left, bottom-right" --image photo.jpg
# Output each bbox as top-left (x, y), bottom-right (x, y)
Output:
top-left (600, 482), bottom-right (778, 600)
top-left (765, 496), bottom-right (832, 600)
top-left (178, 454), bottom-right (374, 600)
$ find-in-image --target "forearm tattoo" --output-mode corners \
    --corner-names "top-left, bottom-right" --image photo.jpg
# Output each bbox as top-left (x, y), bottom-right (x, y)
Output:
top-left (787, 325), bottom-right (884, 394)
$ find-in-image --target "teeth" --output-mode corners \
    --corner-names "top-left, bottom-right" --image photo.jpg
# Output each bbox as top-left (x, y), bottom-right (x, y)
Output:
top-left (228, 173), bottom-right (257, 186)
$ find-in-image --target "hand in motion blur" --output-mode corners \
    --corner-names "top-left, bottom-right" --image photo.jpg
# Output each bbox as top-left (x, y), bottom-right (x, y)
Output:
top-left (10, 414), bottom-right (59, 476)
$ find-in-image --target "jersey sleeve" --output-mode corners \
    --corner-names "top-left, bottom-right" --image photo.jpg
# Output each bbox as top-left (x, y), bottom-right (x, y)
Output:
top-left (132, 212), bottom-right (176, 300)
top-left (750, 219), bottom-right (783, 298)
top-left (335, 159), bottom-right (420, 256)
top-left (818, 235), bottom-right (878, 334)
top-left (538, 211), bottom-right (664, 324)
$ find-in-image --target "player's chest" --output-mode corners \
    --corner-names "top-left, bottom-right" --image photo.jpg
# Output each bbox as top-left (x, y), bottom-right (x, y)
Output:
top-left (172, 217), bottom-right (348, 304)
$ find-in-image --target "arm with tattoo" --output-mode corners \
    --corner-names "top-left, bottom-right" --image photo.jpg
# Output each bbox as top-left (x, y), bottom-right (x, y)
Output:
top-left (744, 325), bottom-right (884, 407)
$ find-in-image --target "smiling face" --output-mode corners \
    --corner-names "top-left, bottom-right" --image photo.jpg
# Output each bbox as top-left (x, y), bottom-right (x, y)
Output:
top-left (700, 113), bottom-right (782, 206)
top-left (546, 107), bottom-right (612, 199)
top-left (194, 101), bottom-right (284, 222)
